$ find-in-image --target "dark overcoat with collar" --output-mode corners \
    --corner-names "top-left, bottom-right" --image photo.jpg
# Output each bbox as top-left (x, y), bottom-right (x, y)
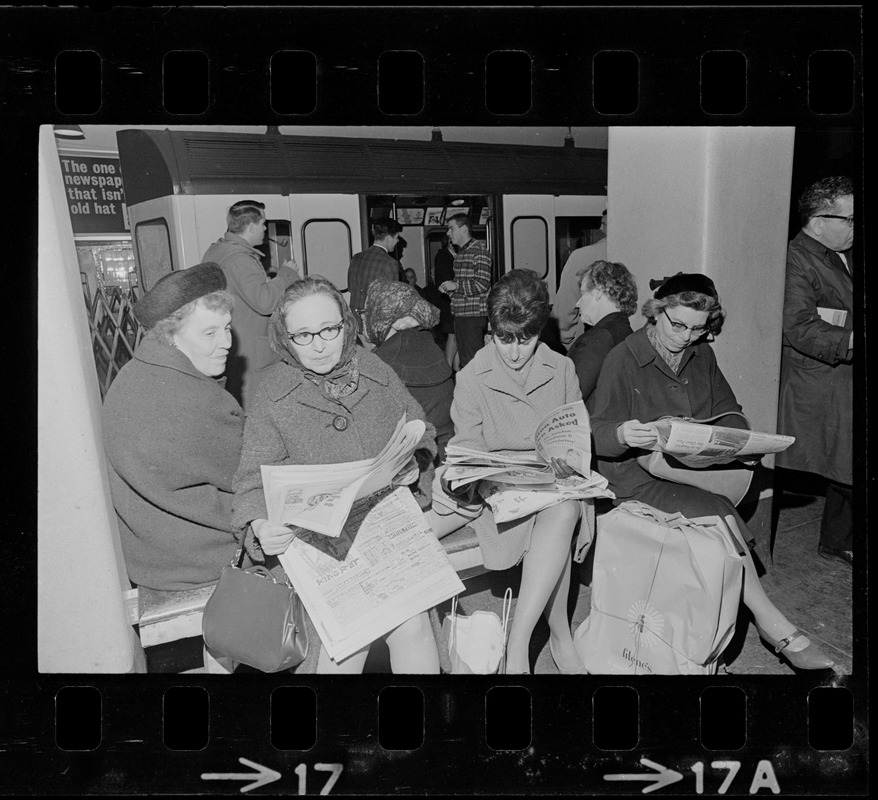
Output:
top-left (448, 342), bottom-right (590, 570)
top-left (591, 325), bottom-right (747, 502)
top-left (232, 347), bottom-right (437, 530)
top-left (102, 337), bottom-right (244, 590)
top-left (775, 230), bottom-right (853, 484)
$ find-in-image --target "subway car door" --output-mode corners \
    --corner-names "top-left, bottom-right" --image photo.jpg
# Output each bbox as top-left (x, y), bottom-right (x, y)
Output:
top-left (288, 194), bottom-right (360, 292)
top-left (502, 195), bottom-right (557, 303)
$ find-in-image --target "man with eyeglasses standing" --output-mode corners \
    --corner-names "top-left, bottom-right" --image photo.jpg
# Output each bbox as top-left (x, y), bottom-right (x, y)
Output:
top-left (777, 176), bottom-right (854, 568)
top-left (203, 199), bottom-right (301, 410)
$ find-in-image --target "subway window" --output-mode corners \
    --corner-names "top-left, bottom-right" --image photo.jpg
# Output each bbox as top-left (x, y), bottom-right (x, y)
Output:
top-left (303, 219), bottom-right (353, 289)
top-left (134, 218), bottom-right (173, 292)
top-left (511, 216), bottom-right (549, 279)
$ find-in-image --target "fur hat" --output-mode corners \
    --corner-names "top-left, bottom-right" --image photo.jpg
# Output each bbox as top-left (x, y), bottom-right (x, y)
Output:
top-left (133, 262), bottom-right (227, 329)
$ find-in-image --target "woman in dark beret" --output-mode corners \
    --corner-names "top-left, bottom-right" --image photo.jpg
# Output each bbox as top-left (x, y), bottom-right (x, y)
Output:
top-left (589, 272), bottom-right (835, 671)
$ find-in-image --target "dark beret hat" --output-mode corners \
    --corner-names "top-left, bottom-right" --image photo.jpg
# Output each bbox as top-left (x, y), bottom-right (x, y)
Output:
top-left (133, 262), bottom-right (227, 329)
top-left (654, 272), bottom-right (717, 300)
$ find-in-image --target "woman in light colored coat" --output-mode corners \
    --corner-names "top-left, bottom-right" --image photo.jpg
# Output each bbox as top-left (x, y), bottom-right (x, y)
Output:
top-left (445, 269), bottom-right (589, 674)
top-left (233, 276), bottom-right (439, 674)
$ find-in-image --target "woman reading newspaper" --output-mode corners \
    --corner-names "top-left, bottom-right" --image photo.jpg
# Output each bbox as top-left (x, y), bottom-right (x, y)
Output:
top-left (590, 273), bottom-right (834, 670)
top-left (439, 269), bottom-right (590, 675)
top-left (232, 276), bottom-right (441, 674)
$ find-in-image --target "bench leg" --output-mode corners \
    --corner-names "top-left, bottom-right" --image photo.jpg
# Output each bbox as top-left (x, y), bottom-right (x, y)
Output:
top-left (203, 643), bottom-right (237, 674)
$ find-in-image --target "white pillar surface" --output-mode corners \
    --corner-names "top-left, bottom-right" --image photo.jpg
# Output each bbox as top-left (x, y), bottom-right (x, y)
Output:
top-left (607, 126), bottom-right (795, 440)
top-left (38, 126), bottom-right (143, 672)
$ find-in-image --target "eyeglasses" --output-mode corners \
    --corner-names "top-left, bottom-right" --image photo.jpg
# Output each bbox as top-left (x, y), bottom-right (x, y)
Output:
top-left (815, 214), bottom-right (854, 227)
top-left (286, 322), bottom-right (344, 346)
top-left (662, 309), bottom-right (708, 335)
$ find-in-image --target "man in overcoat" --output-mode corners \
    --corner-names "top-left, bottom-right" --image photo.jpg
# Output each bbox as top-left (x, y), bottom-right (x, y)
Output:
top-left (203, 199), bottom-right (301, 409)
top-left (776, 176), bottom-right (854, 567)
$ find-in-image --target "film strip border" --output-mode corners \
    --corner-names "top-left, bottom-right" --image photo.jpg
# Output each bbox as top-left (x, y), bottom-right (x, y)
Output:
top-left (12, 679), bottom-right (866, 794)
top-left (2, 6), bottom-right (862, 123)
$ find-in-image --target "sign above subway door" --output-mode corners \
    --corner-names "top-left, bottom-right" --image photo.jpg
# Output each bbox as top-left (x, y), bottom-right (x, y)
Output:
top-left (58, 153), bottom-right (129, 235)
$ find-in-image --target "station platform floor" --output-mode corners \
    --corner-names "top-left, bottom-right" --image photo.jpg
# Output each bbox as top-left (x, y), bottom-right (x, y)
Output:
top-left (432, 479), bottom-right (853, 677)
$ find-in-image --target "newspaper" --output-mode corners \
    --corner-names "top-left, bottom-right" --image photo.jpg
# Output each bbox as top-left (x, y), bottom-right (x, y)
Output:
top-left (644, 417), bottom-right (795, 468)
top-left (260, 414), bottom-right (425, 537)
top-left (480, 471), bottom-right (614, 523)
top-left (446, 401), bottom-right (615, 521)
top-left (278, 487), bottom-right (465, 662)
top-left (444, 401), bottom-right (595, 488)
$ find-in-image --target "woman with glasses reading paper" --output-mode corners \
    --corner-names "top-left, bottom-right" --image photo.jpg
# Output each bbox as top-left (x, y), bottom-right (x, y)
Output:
top-left (589, 273), bottom-right (835, 671)
top-left (232, 276), bottom-right (441, 674)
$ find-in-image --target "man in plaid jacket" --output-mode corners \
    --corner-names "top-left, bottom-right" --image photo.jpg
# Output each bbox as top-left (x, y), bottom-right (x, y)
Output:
top-left (347, 218), bottom-right (405, 331)
top-left (440, 214), bottom-right (493, 369)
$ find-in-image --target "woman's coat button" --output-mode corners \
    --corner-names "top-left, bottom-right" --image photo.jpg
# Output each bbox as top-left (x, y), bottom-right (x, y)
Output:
top-left (333, 415), bottom-right (349, 431)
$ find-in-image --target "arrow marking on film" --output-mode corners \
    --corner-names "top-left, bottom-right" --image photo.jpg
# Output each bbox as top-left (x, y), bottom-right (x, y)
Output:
top-left (604, 757), bottom-right (684, 794)
top-left (201, 757), bottom-right (281, 793)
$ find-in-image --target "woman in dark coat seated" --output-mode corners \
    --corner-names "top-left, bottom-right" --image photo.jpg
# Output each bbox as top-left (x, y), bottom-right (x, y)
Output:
top-left (232, 276), bottom-right (441, 674)
top-left (589, 273), bottom-right (834, 670)
top-left (103, 262), bottom-right (245, 593)
top-left (102, 262), bottom-right (257, 673)
top-left (567, 259), bottom-right (637, 410)
top-left (364, 279), bottom-right (454, 463)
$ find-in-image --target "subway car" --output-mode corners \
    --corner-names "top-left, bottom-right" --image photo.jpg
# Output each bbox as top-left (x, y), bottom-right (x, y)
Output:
top-left (115, 128), bottom-right (608, 301)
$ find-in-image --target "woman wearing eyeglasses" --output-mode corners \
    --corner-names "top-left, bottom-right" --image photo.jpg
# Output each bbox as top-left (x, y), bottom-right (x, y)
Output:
top-left (232, 276), bottom-right (441, 674)
top-left (589, 273), bottom-right (835, 671)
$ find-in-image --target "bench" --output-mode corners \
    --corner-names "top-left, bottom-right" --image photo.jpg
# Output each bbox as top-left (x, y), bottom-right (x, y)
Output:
top-left (136, 526), bottom-right (485, 669)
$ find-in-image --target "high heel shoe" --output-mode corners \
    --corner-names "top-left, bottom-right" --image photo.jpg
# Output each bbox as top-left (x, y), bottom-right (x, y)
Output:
top-left (549, 640), bottom-right (586, 675)
top-left (756, 627), bottom-right (835, 671)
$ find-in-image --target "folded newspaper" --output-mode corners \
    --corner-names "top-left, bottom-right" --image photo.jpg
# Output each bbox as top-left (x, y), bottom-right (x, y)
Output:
top-left (643, 417), bottom-right (795, 468)
top-left (261, 414), bottom-right (425, 537)
top-left (446, 401), bottom-right (615, 522)
top-left (279, 487), bottom-right (465, 662)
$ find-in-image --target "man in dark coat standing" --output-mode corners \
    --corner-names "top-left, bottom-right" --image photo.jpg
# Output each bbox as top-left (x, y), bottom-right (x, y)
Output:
top-left (776, 176), bottom-right (854, 567)
top-left (347, 218), bottom-right (404, 332)
top-left (203, 199), bottom-right (300, 409)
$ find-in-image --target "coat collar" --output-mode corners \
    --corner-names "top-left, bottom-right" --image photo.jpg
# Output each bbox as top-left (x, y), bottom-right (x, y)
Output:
top-left (263, 346), bottom-right (390, 406)
top-left (793, 229), bottom-right (852, 271)
top-left (219, 232), bottom-right (262, 258)
top-left (474, 341), bottom-right (559, 401)
top-left (134, 335), bottom-right (227, 387)
top-left (625, 323), bottom-right (700, 375)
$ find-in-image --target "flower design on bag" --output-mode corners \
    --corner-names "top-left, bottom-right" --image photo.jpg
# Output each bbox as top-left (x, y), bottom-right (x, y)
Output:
top-left (627, 600), bottom-right (664, 648)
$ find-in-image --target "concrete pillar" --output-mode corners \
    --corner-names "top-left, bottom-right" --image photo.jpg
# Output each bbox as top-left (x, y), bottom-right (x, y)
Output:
top-left (607, 127), bottom-right (796, 562)
top-left (38, 126), bottom-right (145, 672)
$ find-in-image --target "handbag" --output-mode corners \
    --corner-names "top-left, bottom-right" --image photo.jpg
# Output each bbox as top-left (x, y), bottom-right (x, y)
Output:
top-left (202, 547), bottom-right (309, 673)
top-left (574, 501), bottom-right (746, 675)
top-left (442, 588), bottom-right (512, 674)
top-left (636, 411), bottom-right (754, 506)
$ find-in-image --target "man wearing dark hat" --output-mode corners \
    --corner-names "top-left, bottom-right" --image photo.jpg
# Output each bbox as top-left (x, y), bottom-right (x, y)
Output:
top-left (103, 263), bottom-right (249, 598)
top-left (777, 176), bottom-right (854, 568)
top-left (203, 199), bottom-right (301, 409)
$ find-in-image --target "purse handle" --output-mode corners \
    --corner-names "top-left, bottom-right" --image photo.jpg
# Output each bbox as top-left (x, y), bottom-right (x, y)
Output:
top-left (229, 545), bottom-right (294, 589)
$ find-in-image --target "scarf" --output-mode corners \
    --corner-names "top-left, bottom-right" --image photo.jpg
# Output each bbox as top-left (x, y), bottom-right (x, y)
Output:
top-left (646, 322), bottom-right (684, 374)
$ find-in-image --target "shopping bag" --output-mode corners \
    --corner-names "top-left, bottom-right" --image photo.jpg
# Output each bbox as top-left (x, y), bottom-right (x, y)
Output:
top-left (442, 588), bottom-right (512, 674)
top-left (574, 501), bottom-right (746, 675)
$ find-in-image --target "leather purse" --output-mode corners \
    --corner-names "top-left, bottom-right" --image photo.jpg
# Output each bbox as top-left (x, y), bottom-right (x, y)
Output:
top-left (636, 411), bottom-right (755, 506)
top-left (202, 548), bottom-right (309, 673)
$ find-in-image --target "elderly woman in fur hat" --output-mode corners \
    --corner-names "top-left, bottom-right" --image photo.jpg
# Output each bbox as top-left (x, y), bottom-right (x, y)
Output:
top-left (103, 262), bottom-right (263, 673)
